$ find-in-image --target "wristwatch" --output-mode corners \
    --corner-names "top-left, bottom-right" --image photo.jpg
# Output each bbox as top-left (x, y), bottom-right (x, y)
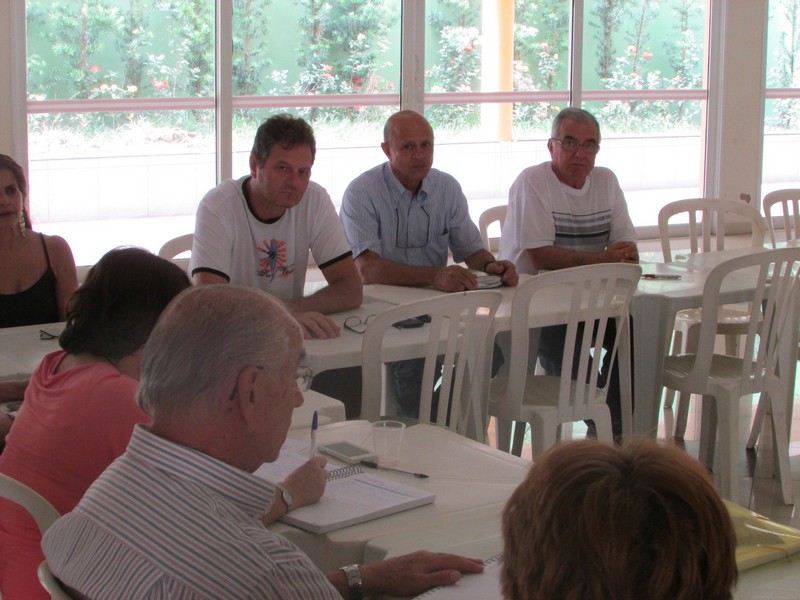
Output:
top-left (275, 483), bottom-right (293, 513)
top-left (340, 564), bottom-right (363, 600)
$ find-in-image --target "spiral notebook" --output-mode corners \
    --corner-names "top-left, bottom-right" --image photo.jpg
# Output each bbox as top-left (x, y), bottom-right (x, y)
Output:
top-left (413, 553), bottom-right (502, 598)
top-left (254, 439), bottom-right (435, 534)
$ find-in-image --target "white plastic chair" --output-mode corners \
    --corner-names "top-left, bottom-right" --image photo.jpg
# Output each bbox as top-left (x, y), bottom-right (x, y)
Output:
top-left (0, 472), bottom-right (60, 534)
top-left (157, 233), bottom-right (193, 260)
top-left (478, 205), bottom-right (507, 252)
top-left (0, 473), bottom-right (62, 598)
top-left (763, 189), bottom-right (800, 248)
top-left (157, 233), bottom-right (193, 268)
top-left (37, 562), bottom-right (77, 600)
top-left (658, 198), bottom-right (767, 436)
top-left (662, 248), bottom-right (800, 505)
top-left (360, 291), bottom-right (502, 442)
top-left (488, 263), bottom-right (641, 457)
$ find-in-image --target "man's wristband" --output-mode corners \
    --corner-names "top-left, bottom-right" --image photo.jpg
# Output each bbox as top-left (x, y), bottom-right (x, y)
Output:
top-left (340, 564), bottom-right (363, 600)
top-left (482, 259), bottom-right (497, 272)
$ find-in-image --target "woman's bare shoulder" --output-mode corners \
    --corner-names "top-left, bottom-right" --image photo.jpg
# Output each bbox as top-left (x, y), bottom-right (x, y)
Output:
top-left (41, 233), bottom-right (78, 275)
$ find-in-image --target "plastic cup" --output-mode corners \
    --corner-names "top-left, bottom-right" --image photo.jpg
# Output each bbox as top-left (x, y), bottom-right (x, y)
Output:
top-left (371, 420), bottom-right (406, 466)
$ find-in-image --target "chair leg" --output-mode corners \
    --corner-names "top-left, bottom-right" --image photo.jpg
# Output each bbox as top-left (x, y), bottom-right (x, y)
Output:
top-left (663, 331), bottom-right (683, 409)
top-left (769, 392), bottom-right (794, 505)
top-left (531, 417), bottom-right (558, 458)
top-left (591, 409), bottom-right (614, 444)
top-left (716, 398), bottom-right (740, 505)
top-left (495, 418), bottom-right (513, 453)
top-left (674, 392), bottom-right (693, 439)
top-left (747, 392), bottom-right (769, 449)
top-left (698, 395), bottom-right (717, 469)
top-left (510, 421), bottom-right (526, 457)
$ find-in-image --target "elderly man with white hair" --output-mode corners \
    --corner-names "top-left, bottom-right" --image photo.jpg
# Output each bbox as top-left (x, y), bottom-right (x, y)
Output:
top-left (43, 284), bottom-right (483, 599)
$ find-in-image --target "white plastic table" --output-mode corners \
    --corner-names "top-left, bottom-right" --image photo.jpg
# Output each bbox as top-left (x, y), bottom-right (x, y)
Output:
top-left (268, 420), bottom-right (530, 572)
top-left (0, 322), bottom-right (346, 430)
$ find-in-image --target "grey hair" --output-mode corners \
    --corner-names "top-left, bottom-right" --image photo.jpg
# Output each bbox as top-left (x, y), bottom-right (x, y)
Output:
top-left (137, 285), bottom-right (300, 423)
top-left (551, 107), bottom-right (602, 142)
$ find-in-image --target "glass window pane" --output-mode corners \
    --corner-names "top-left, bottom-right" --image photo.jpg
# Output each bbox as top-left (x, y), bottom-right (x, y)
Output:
top-left (422, 1), bottom-right (570, 224)
top-left (231, 0), bottom-right (402, 210)
top-left (763, 0), bottom-right (800, 195)
top-left (26, 0), bottom-right (216, 265)
top-left (582, 0), bottom-right (707, 227)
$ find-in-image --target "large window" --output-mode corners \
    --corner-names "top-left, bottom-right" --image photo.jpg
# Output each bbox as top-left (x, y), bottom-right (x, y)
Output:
top-left (763, 0), bottom-right (800, 197)
top-left (23, 0), bottom-right (708, 265)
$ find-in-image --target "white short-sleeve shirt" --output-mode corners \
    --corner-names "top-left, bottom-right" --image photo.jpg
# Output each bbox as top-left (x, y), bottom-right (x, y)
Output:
top-left (499, 162), bottom-right (636, 275)
top-left (191, 176), bottom-right (352, 301)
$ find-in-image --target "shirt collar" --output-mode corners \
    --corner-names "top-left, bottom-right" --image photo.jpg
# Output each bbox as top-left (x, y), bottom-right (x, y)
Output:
top-left (127, 425), bottom-right (274, 518)
top-left (382, 162), bottom-right (429, 202)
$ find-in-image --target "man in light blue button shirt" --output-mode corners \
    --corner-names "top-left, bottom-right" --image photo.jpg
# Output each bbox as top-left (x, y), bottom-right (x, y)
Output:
top-left (340, 110), bottom-right (517, 292)
top-left (341, 110), bottom-right (517, 417)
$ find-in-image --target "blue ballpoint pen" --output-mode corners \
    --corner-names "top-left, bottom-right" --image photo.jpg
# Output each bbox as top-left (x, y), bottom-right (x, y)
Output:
top-left (310, 411), bottom-right (318, 459)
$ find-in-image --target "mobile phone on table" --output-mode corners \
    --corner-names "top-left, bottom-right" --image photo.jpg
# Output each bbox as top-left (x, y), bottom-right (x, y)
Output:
top-left (318, 441), bottom-right (376, 464)
top-left (392, 314), bottom-right (431, 329)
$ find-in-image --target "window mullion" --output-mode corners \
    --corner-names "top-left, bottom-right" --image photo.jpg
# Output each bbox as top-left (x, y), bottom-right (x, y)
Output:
top-left (569, 0), bottom-right (583, 107)
top-left (216, 0), bottom-right (233, 183)
top-left (401, 0), bottom-right (425, 113)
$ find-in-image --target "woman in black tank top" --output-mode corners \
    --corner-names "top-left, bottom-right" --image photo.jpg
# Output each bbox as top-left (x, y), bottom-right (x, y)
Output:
top-left (0, 155), bottom-right (78, 328)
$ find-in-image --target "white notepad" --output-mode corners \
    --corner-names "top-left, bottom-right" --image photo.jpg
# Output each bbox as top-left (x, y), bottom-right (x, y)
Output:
top-left (254, 440), bottom-right (435, 534)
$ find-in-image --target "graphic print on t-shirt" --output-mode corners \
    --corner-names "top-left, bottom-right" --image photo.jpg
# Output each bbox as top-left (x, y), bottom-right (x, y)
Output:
top-left (257, 238), bottom-right (294, 280)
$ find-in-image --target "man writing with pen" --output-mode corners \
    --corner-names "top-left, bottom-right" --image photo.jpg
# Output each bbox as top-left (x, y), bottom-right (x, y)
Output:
top-left (42, 285), bottom-right (484, 599)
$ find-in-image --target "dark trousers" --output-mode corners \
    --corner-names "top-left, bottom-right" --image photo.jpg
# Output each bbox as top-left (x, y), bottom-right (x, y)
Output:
top-left (389, 345), bottom-right (506, 420)
top-left (537, 320), bottom-right (627, 437)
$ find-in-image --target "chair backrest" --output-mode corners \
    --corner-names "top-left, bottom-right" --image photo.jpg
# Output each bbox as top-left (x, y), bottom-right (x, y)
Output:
top-left (658, 198), bottom-right (766, 261)
top-left (157, 233), bottom-right (193, 261)
top-left (38, 561), bottom-right (78, 600)
top-left (763, 189), bottom-right (800, 248)
top-left (360, 290), bottom-right (502, 440)
top-left (682, 248), bottom-right (800, 394)
top-left (504, 263), bottom-right (641, 421)
top-left (478, 205), bottom-right (507, 251)
top-left (0, 472), bottom-right (60, 534)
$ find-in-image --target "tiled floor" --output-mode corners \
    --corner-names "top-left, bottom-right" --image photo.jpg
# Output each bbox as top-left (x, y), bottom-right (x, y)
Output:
top-left (488, 382), bottom-right (800, 529)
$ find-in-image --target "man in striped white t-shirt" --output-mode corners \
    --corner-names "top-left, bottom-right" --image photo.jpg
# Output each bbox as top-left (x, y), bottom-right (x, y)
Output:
top-left (499, 108), bottom-right (639, 437)
top-left (42, 285), bottom-right (483, 599)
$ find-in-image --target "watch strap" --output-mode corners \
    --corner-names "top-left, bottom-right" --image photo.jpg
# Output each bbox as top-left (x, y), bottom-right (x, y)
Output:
top-left (275, 483), bottom-right (293, 513)
top-left (340, 563), bottom-right (363, 600)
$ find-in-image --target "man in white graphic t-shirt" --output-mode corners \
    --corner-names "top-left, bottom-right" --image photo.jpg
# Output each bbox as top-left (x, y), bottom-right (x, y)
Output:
top-left (191, 114), bottom-right (362, 340)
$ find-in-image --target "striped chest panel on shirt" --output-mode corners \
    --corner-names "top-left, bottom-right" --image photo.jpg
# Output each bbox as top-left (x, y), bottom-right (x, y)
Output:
top-left (552, 209), bottom-right (612, 253)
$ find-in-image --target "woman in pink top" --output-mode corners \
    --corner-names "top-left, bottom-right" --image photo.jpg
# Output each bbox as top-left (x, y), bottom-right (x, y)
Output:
top-left (0, 247), bottom-right (190, 600)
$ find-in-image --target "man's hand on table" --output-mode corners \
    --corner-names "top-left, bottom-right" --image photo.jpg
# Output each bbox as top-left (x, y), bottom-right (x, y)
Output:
top-left (329, 550), bottom-right (485, 598)
top-left (606, 241), bottom-right (639, 264)
top-left (433, 266), bottom-right (478, 292)
top-left (485, 259), bottom-right (519, 286)
top-left (294, 311), bottom-right (341, 340)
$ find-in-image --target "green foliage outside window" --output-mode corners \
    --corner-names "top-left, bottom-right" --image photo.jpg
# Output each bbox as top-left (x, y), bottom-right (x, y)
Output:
top-left (767, 0), bottom-right (800, 129)
top-left (28, 0), bottom-right (797, 141)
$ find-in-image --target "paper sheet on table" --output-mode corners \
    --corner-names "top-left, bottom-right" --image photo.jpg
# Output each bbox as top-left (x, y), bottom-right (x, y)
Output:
top-left (254, 439), bottom-right (435, 534)
top-left (728, 501), bottom-right (800, 570)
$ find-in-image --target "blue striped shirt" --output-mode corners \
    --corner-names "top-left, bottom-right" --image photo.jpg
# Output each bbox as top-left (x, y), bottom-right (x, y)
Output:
top-left (340, 162), bottom-right (484, 267)
top-left (42, 426), bottom-right (340, 600)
